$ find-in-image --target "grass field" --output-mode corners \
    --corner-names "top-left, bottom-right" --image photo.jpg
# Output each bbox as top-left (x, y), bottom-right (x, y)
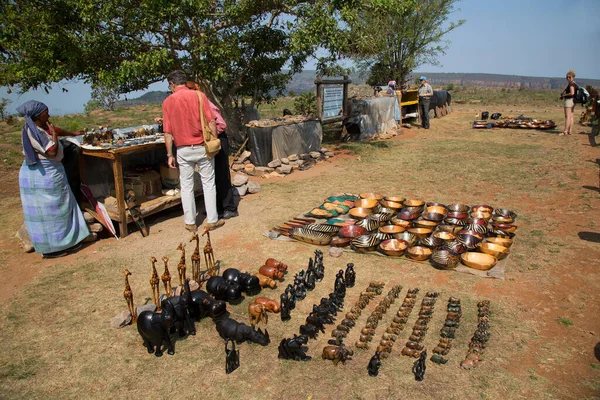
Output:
top-left (0, 87), bottom-right (598, 399)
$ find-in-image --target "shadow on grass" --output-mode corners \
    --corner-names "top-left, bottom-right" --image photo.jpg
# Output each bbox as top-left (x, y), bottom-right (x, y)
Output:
top-left (582, 185), bottom-right (600, 193)
top-left (577, 232), bottom-right (600, 243)
top-left (338, 141), bottom-right (390, 155)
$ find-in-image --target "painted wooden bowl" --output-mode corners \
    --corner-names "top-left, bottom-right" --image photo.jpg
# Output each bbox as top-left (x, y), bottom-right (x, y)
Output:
top-left (485, 236), bottom-right (513, 248)
top-left (360, 192), bottom-right (384, 201)
top-left (338, 225), bottom-right (368, 238)
top-left (356, 216), bottom-right (381, 232)
top-left (437, 224), bottom-right (464, 235)
top-left (351, 234), bottom-right (380, 252)
top-left (447, 203), bottom-right (470, 213)
top-left (330, 237), bottom-right (352, 247)
top-left (349, 207), bottom-right (373, 219)
top-left (398, 209), bottom-right (421, 221)
top-left (370, 212), bottom-right (394, 223)
top-left (442, 240), bottom-right (468, 255)
top-left (433, 231), bottom-right (456, 242)
top-left (492, 215), bottom-right (514, 224)
top-left (444, 217), bottom-right (468, 226)
top-left (404, 199), bottom-right (425, 208)
top-left (380, 225), bottom-right (406, 235)
top-left (419, 235), bottom-right (444, 249)
top-left (385, 196), bottom-right (405, 203)
top-left (479, 242), bottom-right (509, 260)
top-left (430, 249), bottom-right (460, 269)
top-left (470, 211), bottom-right (491, 220)
top-left (491, 223), bottom-right (517, 233)
top-left (465, 222), bottom-right (488, 235)
top-left (493, 209), bottom-right (517, 220)
top-left (457, 230), bottom-right (484, 250)
top-left (303, 223), bottom-right (341, 234)
top-left (471, 204), bottom-right (493, 214)
top-left (406, 246), bottom-right (432, 261)
top-left (447, 211), bottom-right (468, 220)
top-left (373, 232), bottom-right (394, 241)
top-left (395, 231), bottom-right (418, 247)
top-left (413, 219), bottom-right (438, 230)
top-left (487, 228), bottom-right (515, 239)
top-left (408, 227), bottom-right (433, 239)
top-left (422, 212), bottom-right (445, 223)
top-left (426, 205), bottom-right (447, 216)
top-left (379, 239), bottom-right (409, 257)
top-left (354, 198), bottom-right (379, 209)
top-left (426, 202), bottom-right (446, 208)
top-left (379, 200), bottom-right (403, 210)
top-left (461, 252), bottom-right (497, 271)
top-left (390, 217), bottom-right (412, 229)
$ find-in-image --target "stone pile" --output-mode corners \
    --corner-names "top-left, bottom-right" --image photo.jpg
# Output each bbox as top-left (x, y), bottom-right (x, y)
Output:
top-left (231, 148), bottom-right (335, 178)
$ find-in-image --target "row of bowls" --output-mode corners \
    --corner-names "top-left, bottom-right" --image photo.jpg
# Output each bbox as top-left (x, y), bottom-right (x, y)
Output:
top-left (331, 193), bottom-right (517, 271)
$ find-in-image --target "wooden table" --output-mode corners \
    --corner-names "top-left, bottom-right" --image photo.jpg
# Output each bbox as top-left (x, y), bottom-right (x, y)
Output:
top-left (80, 142), bottom-right (181, 237)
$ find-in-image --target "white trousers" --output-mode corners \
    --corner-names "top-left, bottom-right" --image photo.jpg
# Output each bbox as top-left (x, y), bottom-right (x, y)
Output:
top-left (176, 145), bottom-right (218, 225)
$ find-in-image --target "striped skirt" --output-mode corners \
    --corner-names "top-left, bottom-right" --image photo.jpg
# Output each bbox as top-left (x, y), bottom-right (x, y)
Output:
top-left (19, 160), bottom-right (90, 254)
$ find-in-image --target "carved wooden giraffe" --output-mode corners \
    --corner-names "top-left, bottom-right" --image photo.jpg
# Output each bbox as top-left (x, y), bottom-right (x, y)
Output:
top-left (176, 242), bottom-right (187, 286)
top-left (189, 232), bottom-right (201, 282)
top-left (123, 269), bottom-right (137, 322)
top-left (202, 228), bottom-right (216, 276)
top-left (149, 256), bottom-right (161, 310)
top-left (161, 256), bottom-right (172, 297)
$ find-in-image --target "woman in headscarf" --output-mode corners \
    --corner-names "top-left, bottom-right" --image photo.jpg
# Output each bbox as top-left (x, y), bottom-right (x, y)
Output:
top-left (386, 81), bottom-right (396, 95)
top-left (17, 100), bottom-right (90, 258)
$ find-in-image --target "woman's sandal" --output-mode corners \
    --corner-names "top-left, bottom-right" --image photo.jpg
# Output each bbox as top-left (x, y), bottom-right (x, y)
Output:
top-left (559, 132), bottom-right (567, 136)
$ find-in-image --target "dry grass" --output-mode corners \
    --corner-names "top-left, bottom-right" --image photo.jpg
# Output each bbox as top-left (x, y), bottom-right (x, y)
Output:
top-left (0, 96), bottom-right (599, 399)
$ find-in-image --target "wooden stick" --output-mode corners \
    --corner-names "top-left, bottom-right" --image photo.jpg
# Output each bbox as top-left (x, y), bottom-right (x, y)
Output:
top-left (230, 137), bottom-right (249, 168)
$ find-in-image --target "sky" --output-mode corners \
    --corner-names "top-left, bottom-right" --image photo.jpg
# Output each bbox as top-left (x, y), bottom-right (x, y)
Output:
top-left (2, 0), bottom-right (599, 116)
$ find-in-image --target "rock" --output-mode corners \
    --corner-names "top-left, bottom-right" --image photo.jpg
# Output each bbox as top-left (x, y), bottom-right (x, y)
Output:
top-left (288, 161), bottom-right (298, 167)
top-left (136, 304), bottom-right (157, 315)
top-left (323, 155), bottom-right (329, 160)
top-left (281, 157), bottom-right (289, 165)
top-left (110, 311), bottom-right (132, 329)
top-left (296, 160), bottom-right (305, 167)
top-left (238, 150), bottom-right (251, 163)
top-left (247, 181), bottom-right (261, 194)
top-left (255, 166), bottom-right (274, 174)
top-left (188, 280), bottom-right (200, 291)
top-left (15, 224), bottom-right (35, 253)
top-left (244, 164), bottom-right (256, 176)
top-left (83, 232), bottom-right (98, 243)
top-left (88, 223), bottom-right (104, 233)
top-left (310, 151), bottom-right (321, 159)
top-left (329, 247), bottom-right (344, 257)
top-left (267, 159), bottom-right (282, 168)
top-left (232, 173), bottom-right (249, 187)
top-left (83, 211), bottom-right (95, 223)
top-left (288, 154), bottom-right (299, 161)
top-left (300, 153), bottom-right (311, 160)
top-left (276, 165), bottom-right (293, 174)
top-left (320, 147), bottom-right (330, 153)
top-left (325, 151), bottom-right (335, 157)
top-left (231, 163), bottom-right (245, 172)
top-left (233, 184), bottom-right (248, 196)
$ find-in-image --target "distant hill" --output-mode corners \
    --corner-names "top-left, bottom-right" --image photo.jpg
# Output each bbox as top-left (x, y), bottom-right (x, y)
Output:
top-left (119, 71), bottom-right (600, 105)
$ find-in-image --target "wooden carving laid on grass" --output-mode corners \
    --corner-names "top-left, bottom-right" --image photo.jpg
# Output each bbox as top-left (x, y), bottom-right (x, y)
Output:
top-left (150, 257), bottom-right (161, 311)
top-left (123, 269), bottom-right (137, 322)
top-left (202, 228), bottom-right (216, 275)
top-left (176, 242), bottom-right (187, 286)
top-left (161, 256), bottom-right (172, 297)
top-left (190, 232), bottom-right (201, 283)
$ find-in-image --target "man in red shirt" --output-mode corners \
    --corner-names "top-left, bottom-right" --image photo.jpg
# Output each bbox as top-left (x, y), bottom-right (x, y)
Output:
top-left (162, 70), bottom-right (224, 232)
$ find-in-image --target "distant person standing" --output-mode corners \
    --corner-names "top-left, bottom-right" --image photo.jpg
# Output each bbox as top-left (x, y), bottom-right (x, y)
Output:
top-left (386, 80), bottom-right (396, 95)
top-left (418, 76), bottom-right (433, 129)
top-left (162, 70), bottom-right (224, 232)
top-left (559, 70), bottom-right (577, 136)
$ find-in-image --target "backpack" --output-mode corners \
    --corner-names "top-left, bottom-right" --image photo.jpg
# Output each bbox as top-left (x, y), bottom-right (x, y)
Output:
top-left (573, 84), bottom-right (589, 105)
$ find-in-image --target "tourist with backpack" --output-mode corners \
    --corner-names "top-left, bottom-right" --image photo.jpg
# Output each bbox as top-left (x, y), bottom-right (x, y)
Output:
top-left (559, 70), bottom-right (578, 136)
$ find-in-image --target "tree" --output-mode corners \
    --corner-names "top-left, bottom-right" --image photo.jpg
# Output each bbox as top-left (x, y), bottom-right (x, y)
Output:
top-left (343, 0), bottom-right (465, 86)
top-left (0, 98), bottom-right (11, 121)
top-left (0, 0), bottom-right (354, 142)
top-left (85, 83), bottom-right (120, 112)
top-left (293, 91), bottom-right (317, 116)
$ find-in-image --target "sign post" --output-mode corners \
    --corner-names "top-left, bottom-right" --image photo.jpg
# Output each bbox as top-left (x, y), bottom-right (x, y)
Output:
top-left (315, 75), bottom-right (352, 124)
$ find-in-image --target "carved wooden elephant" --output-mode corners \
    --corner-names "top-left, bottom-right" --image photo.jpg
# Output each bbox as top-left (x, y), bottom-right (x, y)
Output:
top-left (137, 299), bottom-right (176, 357)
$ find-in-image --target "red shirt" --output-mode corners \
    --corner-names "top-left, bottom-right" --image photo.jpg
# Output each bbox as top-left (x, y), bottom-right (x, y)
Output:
top-left (162, 86), bottom-right (215, 146)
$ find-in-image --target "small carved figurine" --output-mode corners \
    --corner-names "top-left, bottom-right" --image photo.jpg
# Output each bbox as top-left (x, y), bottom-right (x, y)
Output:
top-left (255, 273), bottom-right (278, 289)
top-left (412, 350), bottom-right (427, 381)
top-left (280, 292), bottom-right (291, 322)
top-left (344, 263), bottom-right (356, 288)
top-left (161, 257), bottom-right (172, 296)
top-left (259, 264), bottom-right (285, 281)
top-left (137, 299), bottom-right (176, 357)
top-left (189, 232), bottom-right (201, 283)
top-left (334, 269), bottom-right (346, 297)
top-left (202, 228), bottom-right (216, 276)
top-left (253, 297), bottom-right (280, 313)
top-left (123, 269), bottom-right (137, 322)
top-left (278, 334), bottom-right (311, 361)
top-left (149, 257), bottom-right (161, 310)
top-left (305, 268), bottom-right (316, 290)
top-left (314, 250), bottom-right (325, 281)
top-left (176, 242), bottom-right (187, 286)
top-left (225, 339), bottom-right (240, 374)
top-left (322, 345), bottom-right (354, 366)
top-left (265, 258), bottom-right (288, 273)
top-left (215, 316), bottom-right (270, 346)
top-left (248, 303), bottom-right (268, 325)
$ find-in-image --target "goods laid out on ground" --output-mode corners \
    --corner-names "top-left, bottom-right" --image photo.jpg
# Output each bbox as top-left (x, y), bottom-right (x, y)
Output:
top-left (81, 124), bottom-right (164, 149)
top-left (472, 117), bottom-right (556, 130)
top-left (117, 245), bottom-right (492, 377)
top-left (269, 193), bottom-right (517, 279)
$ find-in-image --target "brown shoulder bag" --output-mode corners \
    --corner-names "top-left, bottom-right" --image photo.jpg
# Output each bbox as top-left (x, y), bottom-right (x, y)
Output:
top-left (196, 90), bottom-right (221, 158)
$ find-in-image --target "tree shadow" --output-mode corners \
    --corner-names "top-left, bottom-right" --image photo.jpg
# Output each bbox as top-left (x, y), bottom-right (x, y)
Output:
top-left (578, 232), bottom-right (600, 243)
top-left (582, 186), bottom-right (600, 193)
top-left (595, 342), bottom-right (600, 362)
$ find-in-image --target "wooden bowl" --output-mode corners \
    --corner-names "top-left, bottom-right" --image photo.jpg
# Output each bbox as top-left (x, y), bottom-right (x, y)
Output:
top-left (433, 231), bottom-right (456, 242)
top-left (404, 199), bottom-right (425, 208)
top-left (422, 212), bottom-right (445, 223)
top-left (330, 237), bottom-right (352, 247)
top-left (360, 192), bottom-right (383, 201)
top-left (354, 198), bottom-right (378, 209)
top-left (351, 234), bottom-right (380, 252)
top-left (437, 224), bottom-right (464, 235)
top-left (419, 235), bottom-right (444, 249)
top-left (408, 227), bottom-right (433, 239)
top-left (413, 219), bottom-right (438, 230)
top-left (447, 203), bottom-right (469, 213)
top-left (395, 231), bottom-right (418, 247)
top-left (447, 211), bottom-right (468, 220)
top-left (356, 217), bottom-right (381, 232)
top-left (426, 206), bottom-right (447, 216)
top-left (426, 202), bottom-right (446, 208)
top-left (471, 204), bottom-right (493, 214)
top-left (380, 225), bottom-right (405, 235)
top-left (444, 217), bottom-right (468, 226)
top-left (461, 252), bottom-right (497, 271)
top-left (390, 217), bottom-right (412, 228)
top-left (406, 246), bottom-right (432, 261)
top-left (398, 209), bottom-right (421, 221)
top-left (430, 249), bottom-right (460, 269)
top-left (485, 236), bottom-right (513, 248)
top-left (457, 230), bottom-right (484, 250)
top-left (492, 215), bottom-right (514, 224)
top-left (349, 207), bottom-right (373, 219)
top-left (379, 239), bottom-right (409, 257)
top-left (442, 240), bottom-right (467, 255)
top-left (479, 242), bottom-right (509, 260)
top-left (493, 209), bottom-right (517, 220)
top-left (379, 200), bottom-right (403, 210)
top-left (470, 211), bottom-right (491, 220)
top-left (385, 196), bottom-right (405, 203)
top-left (491, 223), bottom-right (517, 233)
top-left (338, 225), bottom-right (367, 238)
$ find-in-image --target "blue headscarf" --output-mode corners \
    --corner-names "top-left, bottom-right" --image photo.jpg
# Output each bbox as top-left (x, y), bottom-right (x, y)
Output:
top-left (16, 100), bottom-right (49, 165)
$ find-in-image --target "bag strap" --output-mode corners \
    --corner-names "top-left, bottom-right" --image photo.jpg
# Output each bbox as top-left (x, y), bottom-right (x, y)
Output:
top-left (196, 90), bottom-right (212, 142)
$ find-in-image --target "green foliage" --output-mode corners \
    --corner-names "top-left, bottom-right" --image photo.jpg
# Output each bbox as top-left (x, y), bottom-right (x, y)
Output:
top-left (557, 317), bottom-right (573, 327)
top-left (288, 90), bottom-right (297, 98)
top-left (0, 98), bottom-right (11, 120)
top-left (347, 0), bottom-right (465, 85)
top-left (84, 100), bottom-right (103, 114)
top-left (87, 83), bottom-right (120, 112)
top-left (446, 83), bottom-right (455, 91)
top-left (293, 91), bottom-right (317, 116)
